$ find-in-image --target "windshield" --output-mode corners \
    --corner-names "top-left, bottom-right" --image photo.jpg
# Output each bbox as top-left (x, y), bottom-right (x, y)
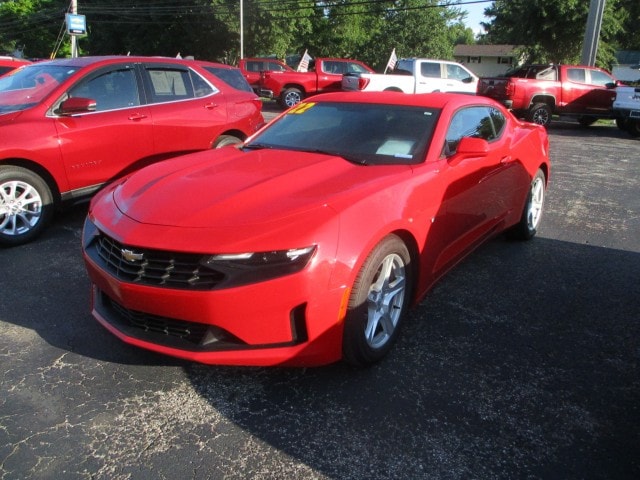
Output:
top-left (0, 64), bottom-right (80, 114)
top-left (246, 101), bottom-right (439, 165)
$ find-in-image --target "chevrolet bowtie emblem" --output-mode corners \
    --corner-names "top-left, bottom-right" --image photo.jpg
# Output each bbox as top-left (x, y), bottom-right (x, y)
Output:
top-left (121, 248), bottom-right (144, 262)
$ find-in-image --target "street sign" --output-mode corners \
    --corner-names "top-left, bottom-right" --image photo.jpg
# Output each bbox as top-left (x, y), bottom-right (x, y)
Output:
top-left (66, 14), bottom-right (86, 36)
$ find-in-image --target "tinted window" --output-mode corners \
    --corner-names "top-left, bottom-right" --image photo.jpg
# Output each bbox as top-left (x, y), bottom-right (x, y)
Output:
top-left (444, 106), bottom-right (503, 155)
top-left (144, 67), bottom-right (214, 103)
top-left (567, 68), bottom-right (586, 83)
top-left (421, 62), bottom-right (441, 78)
top-left (589, 69), bottom-right (614, 86)
top-left (68, 68), bottom-right (140, 111)
top-left (204, 66), bottom-right (253, 92)
top-left (0, 66), bottom-right (12, 76)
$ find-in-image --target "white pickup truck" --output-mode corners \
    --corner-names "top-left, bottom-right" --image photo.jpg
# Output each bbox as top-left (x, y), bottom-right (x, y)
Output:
top-left (342, 58), bottom-right (478, 94)
top-left (613, 83), bottom-right (640, 137)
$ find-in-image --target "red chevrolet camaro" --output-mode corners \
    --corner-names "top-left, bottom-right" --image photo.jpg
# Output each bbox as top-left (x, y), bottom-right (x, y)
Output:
top-left (82, 91), bottom-right (550, 367)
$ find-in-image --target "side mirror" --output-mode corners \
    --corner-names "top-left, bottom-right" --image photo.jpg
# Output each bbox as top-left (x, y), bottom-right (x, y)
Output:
top-left (446, 136), bottom-right (489, 165)
top-left (456, 136), bottom-right (489, 155)
top-left (58, 97), bottom-right (96, 115)
top-left (606, 82), bottom-right (617, 89)
top-left (462, 76), bottom-right (475, 84)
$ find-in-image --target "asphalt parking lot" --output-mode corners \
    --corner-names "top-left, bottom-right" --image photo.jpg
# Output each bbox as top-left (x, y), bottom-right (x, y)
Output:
top-left (1, 115), bottom-right (639, 479)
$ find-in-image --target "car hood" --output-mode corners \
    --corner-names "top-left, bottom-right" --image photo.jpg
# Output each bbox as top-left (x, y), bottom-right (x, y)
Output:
top-left (113, 147), bottom-right (411, 229)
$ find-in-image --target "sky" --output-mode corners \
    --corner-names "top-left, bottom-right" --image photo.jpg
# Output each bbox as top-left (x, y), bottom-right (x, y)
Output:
top-left (460, 0), bottom-right (493, 35)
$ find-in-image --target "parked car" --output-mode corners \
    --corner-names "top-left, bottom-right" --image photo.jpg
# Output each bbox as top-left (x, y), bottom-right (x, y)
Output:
top-left (0, 55), bottom-right (264, 246)
top-left (342, 58), bottom-right (478, 94)
top-left (613, 84), bottom-right (640, 137)
top-left (82, 91), bottom-right (550, 367)
top-left (476, 63), bottom-right (618, 126)
top-left (0, 56), bottom-right (30, 77)
top-left (259, 57), bottom-right (374, 107)
top-left (237, 57), bottom-right (294, 94)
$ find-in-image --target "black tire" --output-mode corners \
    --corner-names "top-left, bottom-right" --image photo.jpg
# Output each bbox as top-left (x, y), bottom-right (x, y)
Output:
top-left (0, 166), bottom-right (54, 247)
top-left (615, 118), bottom-right (628, 131)
top-left (627, 119), bottom-right (640, 138)
top-left (342, 234), bottom-right (413, 366)
top-left (577, 116), bottom-right (597, 127)
top-left (280, 87), bottom-right (303, 108)
top-left (507, 168), bottom-right (546, 241)
top-left (526, 103), bottom-right (552, 127)
top-left (213, 135), bottom-right (242, 148)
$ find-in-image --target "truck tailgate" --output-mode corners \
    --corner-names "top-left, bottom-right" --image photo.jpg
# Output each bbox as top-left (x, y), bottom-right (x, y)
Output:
top-left (477, 77), bottom-right (510, 99)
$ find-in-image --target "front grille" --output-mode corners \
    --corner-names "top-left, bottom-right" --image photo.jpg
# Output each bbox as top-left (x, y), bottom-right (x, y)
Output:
top-left (109, 297), bottom-right (209, 344)
top-left (92, 234), bottom-right (225, 290)
top-left (100, 292), bottom-right (244, 350)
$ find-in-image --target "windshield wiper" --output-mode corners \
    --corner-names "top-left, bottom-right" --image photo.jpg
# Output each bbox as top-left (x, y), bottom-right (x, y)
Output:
top-left (304, 148), bottom-right (368, 165)
top-left (242, 143), bottom-right (274, 151)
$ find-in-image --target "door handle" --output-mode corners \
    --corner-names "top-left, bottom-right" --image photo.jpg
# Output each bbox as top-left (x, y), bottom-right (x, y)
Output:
top-left (128, 113), bottom-right (147, 121)
top-left (204, 103), bottom-right (219, 110)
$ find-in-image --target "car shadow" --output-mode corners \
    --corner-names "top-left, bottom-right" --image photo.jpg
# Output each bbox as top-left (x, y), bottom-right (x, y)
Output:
top-left (182, 236), bottom-right (640, 478)
top-left (0, 203), bottom-right (188, 367)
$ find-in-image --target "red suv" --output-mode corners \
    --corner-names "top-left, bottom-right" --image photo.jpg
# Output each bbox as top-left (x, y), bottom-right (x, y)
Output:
top-left (0, 56), bottom-right (264, 246)
top-left (0, 56), bottom-right (30, 77)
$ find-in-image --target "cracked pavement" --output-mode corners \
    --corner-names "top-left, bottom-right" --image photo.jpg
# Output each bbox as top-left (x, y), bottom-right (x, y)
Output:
top-left (1, 120), bottom-right (639, 479)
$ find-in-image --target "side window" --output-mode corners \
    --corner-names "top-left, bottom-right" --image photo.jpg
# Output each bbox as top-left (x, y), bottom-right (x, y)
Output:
top-left (443, 106), bottom-right (501, 156)
top-left (446, 64), bottom-right (469, 80)
top-left (322, 61), bottom-right (343, 74)
top-left (420, 62), bottom-right (441, 78)
top-left (589, 69), bottom-right (614, 86)
top-left (247, 61), bottom-right (261, 72)
top-left (346, 62), bottom-right (369, 74)
top-left (68, 68), bottom-right (139, 111)
top-left (145, 67), bottom-right (213, 103)
top-left (567, 68), bottom-right (586, 83)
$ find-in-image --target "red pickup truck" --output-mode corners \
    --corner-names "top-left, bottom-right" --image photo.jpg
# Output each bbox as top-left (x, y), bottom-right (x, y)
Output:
top-left (476, 64), bottom-right (618, 126)
top-left (259, 57), bottom-right (374, 108)
top-left (237, 58), bottom-right (294, 94)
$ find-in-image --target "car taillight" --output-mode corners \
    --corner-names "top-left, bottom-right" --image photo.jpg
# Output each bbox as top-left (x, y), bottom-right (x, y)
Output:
top-left (506, 82), bottom-right (515, 96)
top-left (358, 77), bottom-right (370, 90)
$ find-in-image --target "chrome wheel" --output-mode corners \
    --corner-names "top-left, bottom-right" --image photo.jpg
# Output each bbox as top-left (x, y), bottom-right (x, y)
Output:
top-left (527, 174), bottom-right (545, 231)
top-left (365, 253), bottom-right (406, 349)
top-left (281, 88), bottom-right (303, 108)
top-left (0, 166), bottom-right (53, 246)
top-left (0, 179), bottom-right (43, 237)
top-left (343, 234), bottom-right (413, 366)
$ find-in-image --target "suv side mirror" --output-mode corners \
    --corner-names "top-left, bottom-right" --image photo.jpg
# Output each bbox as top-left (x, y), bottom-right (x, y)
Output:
top-left (58, 97), bottom-right (97, 115)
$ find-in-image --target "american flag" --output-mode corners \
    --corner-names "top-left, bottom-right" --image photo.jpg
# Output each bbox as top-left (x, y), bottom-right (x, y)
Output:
top-left (385, 48), bottom-right (397, 74)
top-left (297, 50), bottom-right (312, 72)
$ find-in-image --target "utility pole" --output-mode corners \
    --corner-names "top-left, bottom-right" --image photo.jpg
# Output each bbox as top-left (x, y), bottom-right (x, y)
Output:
top-left (71, 0), bottom-right (78, 58)
top-left (581, 0), bottom-right (606, 66)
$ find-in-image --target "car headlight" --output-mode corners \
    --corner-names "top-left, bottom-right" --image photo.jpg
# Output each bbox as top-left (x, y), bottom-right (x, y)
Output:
top-left (202, 246), bottom-right (317, 286)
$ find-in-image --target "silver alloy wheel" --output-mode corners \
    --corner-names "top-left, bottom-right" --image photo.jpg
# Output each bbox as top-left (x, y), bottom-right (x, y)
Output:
top-left (0, 179), bottom-right (43, 236)
top-left (364, 252), bottom-right (407, 349)
top-left (532, 108), bottom-right (549, 125)
top-left (527, 174), bottom-right (545, 231)
top-left (283, 90), bottom-right (302, 108)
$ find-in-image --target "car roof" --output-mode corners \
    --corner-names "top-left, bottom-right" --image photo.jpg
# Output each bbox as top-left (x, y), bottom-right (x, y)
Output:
top-left (31, 55), bottom-right (234, 70)
top-left (308, 91), bottom-right (499, 110)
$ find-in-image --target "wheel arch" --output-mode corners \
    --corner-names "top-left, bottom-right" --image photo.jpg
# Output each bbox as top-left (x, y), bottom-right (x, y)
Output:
top-left (283, 83), bottom-right (307, 94)
top-left (0, 158), bottom-right (62, 205)
top-left (529, 94), bottom-right (555, 110)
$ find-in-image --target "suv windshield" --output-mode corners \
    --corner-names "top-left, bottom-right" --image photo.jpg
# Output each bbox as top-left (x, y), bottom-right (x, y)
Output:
top-left (245, 101), bottom-right (439, 165)
top-left (0, 64), bottom-right (79, 114)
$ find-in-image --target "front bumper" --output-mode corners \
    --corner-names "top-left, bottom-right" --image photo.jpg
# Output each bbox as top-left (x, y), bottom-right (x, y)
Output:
top-left (83, 251), bottom-right (347, 367)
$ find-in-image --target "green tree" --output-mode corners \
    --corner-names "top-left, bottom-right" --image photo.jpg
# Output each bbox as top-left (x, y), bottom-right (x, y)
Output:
top-left (481, 0), bottom-right (626, 68)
